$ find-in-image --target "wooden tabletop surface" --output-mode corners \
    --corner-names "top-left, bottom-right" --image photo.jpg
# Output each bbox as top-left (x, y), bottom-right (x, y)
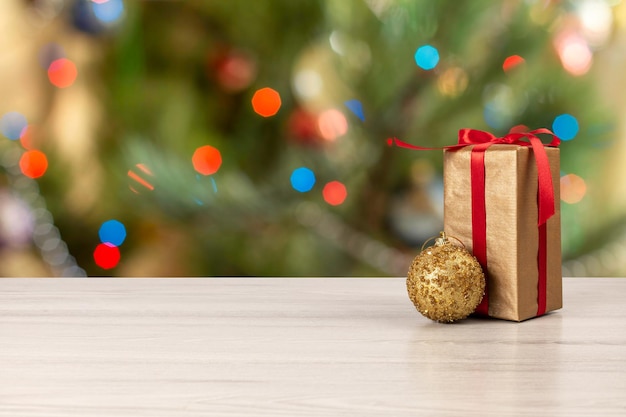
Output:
top-left (1, 278), bottom-right (625, 416)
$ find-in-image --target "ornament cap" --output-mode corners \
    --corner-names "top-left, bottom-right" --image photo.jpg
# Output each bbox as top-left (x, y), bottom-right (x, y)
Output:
top-left (422, 231), bottom-right (465, 251)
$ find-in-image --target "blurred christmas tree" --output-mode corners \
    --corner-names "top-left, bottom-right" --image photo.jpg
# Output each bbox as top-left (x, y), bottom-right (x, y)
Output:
top-left (1, 0), bottom-right (624, 276)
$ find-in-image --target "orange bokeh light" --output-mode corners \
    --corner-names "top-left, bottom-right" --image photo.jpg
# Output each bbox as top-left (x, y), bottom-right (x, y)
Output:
top-left (323, 181), bottom-right (347, 206)
top-left (19, 125), bottom-right (34, 149)
top-left (19, 150), bottom-right (48, 179)
top-left (251, 87), bottom-right (281, 117)
top-left (318, 109), bottom-right (348, 141)
top-left (560, 174), bottom-right (587, 204)
top-left (48, 58), bottom-right (78, 88)
top-left (192, 145), bottom-right (222, 175)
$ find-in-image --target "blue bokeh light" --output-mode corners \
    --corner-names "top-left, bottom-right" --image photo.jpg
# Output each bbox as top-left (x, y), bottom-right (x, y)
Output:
top-left (1, 112), bottom-right (28, 141)
top-left (414, 45), bottom-right (440, 70)
top-left (344, 99), bottom-right (365, 122)
top-left (552, 114), bottom-right (579, 141)
top-left (99, 219), bottom-right (127, 246)
top-left (92, 0), bottom-right (125, 24)
top-left (290, 167), bottom-right (316, 192)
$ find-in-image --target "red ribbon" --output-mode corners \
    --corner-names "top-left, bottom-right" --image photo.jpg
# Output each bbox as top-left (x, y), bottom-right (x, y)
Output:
top-left (389, 128), bottom-right (560, 316)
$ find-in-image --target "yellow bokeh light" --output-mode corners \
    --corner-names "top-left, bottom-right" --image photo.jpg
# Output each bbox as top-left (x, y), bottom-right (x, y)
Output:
top-left (437, 67), bottom-right (469, 98)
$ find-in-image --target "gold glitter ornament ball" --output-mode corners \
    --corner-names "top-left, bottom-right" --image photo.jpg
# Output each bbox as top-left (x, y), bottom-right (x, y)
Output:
top-left (407, 232), bottom-right (485, 323)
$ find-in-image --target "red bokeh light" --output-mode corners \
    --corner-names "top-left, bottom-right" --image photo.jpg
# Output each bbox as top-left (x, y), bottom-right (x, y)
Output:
top-left (502, 55), bottom-right (525, 72)
top-left (93, 243), bottom-right (121, 269)
top-left (323, 181), bottom-right (347, 206)
top-left (48, 58), bottom-right (78, 88)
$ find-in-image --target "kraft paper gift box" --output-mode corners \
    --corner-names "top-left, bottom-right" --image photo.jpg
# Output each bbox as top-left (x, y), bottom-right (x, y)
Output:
top-left (443, 141), bottom-right (562, 321)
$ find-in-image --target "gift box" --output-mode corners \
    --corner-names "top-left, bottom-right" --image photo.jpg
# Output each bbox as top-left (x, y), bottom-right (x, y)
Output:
top-left (443, 130), bottom-right (562, 321)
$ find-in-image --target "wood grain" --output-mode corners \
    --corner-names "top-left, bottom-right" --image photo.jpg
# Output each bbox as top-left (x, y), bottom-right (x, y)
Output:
top-left (1, 278), bottom-right (625, 416)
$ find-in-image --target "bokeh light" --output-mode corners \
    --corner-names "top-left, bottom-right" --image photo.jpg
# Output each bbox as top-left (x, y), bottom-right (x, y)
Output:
top-left (552, 114), bottom-right (579, 141)
top-left (99, 219), bottom-right (127, 246)
top-left (318, 109), bottom-right (348, 141)
top-left (1, 112), bottom-right (28, 140)
top-left (503, 55), bottom-right (525, 72)
top-left (437, 67), bottom-right (468, 97)
top-left (193, 174), bottom-right (218, 205)
top-left (38, 43), bottom-right (65, 69)
top-left (93, 243), bottom-right (121, 270)
top-left (91, 0), bottom-right (124, 24)
top-left (19, 150), bottom-right (48, 179)
top-left (19, 125), bottom-right (35, 149)
top-left (252, 87), bottom-right (282, 117)
top-left (323, 181), bottom-right (347, 206)
top-left (482, 84), bottom-right (517, 130)
top-left (578, 0), bottom-right (613, 46)
top-left (48, 58), bottom-right (78, 88)
top-left (414, 45), bottom-right (439, 70)
top-left (555, 32), bottom-right (592, 76)
top-left (287, 108), bottom-right (320, 145)
top-left (290, 167), bottom-right (316, 192)
top-left (214, 51), bottom-right (257, 92)
top-left (128, 163), bottom-right (154, 193)
top-left (560, 173), bottom-right (587, 204)
top-left (344, 99), bottom-right (365, 122)
top-left (192, 145), bottom-right (222, 175)
top-left (293, 70), bottom-right (322, 100)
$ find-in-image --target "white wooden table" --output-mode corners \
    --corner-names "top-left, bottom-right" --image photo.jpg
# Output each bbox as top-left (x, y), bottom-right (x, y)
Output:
top-left (1, 278), bottom-right (625, 416)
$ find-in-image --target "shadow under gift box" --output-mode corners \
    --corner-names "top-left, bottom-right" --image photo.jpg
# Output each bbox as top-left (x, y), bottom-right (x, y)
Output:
top-left (443, 145), bottom-right (562, 321)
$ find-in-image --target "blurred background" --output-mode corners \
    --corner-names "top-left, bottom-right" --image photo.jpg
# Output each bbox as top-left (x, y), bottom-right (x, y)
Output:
top-left (1, 0), bottom-right (625, 277)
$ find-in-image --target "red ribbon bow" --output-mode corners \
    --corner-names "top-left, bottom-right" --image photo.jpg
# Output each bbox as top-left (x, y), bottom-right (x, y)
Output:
top-left (388, 128), bottom-right (560, 226)
top-left (389, 128), bottom-right (560, 317)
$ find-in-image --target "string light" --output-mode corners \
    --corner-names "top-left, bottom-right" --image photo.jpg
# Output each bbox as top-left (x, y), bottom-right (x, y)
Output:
top-left (1, 147), bottom-right (85, 276)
